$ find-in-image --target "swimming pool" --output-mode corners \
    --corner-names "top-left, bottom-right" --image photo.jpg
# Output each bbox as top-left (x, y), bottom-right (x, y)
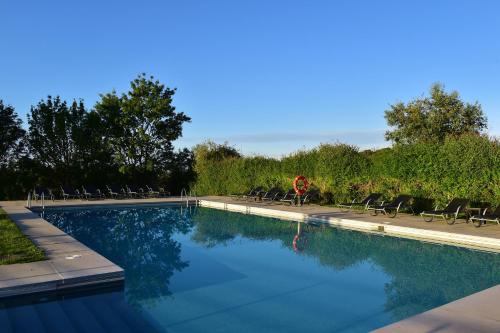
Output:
top-left (2, 204), bottom-right (500, 332)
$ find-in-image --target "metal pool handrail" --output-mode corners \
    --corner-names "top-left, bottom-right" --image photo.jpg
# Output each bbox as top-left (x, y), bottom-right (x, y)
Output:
top-left (180, 188), bottom-right (198, 207)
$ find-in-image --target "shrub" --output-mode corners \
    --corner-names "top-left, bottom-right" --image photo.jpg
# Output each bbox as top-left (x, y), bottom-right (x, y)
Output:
top-left (192, 135), bottom-right (500, 208)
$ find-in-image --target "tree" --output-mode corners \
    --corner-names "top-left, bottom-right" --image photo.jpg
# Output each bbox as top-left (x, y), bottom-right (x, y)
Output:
top-left (193, 140), bottom-right (241, 162)
top-left (384, 83), bottom-right (487, 144)
top-left (0, 100), bottom-right (26, 167)
top-left (94, 74), bottom-right (191, 178)
top-left (27, 96), bottom-right (112, 185)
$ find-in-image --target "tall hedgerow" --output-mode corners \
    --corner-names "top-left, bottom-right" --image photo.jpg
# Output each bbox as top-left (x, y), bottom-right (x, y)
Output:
top-left (192, 135), bottom-right (500, 209)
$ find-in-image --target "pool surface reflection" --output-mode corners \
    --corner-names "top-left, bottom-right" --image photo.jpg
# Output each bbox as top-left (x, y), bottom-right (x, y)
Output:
top-left (2, 205), bottom-right (500, 332)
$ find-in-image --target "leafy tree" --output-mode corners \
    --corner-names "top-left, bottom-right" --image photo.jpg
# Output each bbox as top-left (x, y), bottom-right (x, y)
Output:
top-left (27, 96), bottom-right (112, 185)
top-left (0, 100), bottom-right (26, 167)
top-left (94, 74), bottom-right (191, 179)
top-left (193, 140), bottom-right (241, 162)
top-left (28, 96), bottom-right (82, 171)
top-left (384, 83), bottom-right (487, 144)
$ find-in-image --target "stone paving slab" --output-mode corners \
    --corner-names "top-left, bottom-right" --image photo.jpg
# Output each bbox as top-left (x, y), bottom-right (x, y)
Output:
top-left (41, 242), bottom-right (94, 257)
top-left (0, 261), bottom-right (58, 282)
top-left (30, 234), bottom-right (80, 247)
top-left (372, 285), bottom-right (500, 333)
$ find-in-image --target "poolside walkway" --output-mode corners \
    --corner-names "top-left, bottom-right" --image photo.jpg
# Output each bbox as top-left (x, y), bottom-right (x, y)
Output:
top-left (372, 284), bottom-right (500, 333)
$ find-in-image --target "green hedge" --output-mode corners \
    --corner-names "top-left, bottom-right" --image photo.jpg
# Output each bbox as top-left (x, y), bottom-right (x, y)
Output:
top-left (192, 135), bottom-right (500, 209)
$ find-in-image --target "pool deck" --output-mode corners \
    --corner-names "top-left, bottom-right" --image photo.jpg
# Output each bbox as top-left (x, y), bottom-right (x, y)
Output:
top-left (1, 196), bottom-right (500, 331)
top-left (372, 284), bottom-right (500, 333)
top-left (0, 197), bottom-right (188, 299)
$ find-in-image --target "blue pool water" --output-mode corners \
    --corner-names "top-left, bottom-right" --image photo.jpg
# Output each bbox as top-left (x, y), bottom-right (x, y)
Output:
top-left (2, 204), bottom-right (500, 332)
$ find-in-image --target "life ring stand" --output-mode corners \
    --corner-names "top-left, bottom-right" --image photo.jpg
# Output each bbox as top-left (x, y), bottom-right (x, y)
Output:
top-left (293, 175), bottom-right (309, 196)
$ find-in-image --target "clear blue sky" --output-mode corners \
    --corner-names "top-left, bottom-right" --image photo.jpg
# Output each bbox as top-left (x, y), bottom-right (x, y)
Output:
top-left (1, 0), bottom-right (499, 157)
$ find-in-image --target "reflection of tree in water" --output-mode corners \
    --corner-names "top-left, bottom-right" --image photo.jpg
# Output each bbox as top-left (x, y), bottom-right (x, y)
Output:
top-left (190, 208), bottom-right (500, 321)
top-left (45, 207), bottom-right (193, 307)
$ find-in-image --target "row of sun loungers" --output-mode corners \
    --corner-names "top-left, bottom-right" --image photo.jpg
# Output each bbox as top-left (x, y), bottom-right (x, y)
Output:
top-left (234, 188), bottom-right (500, 228)
top-left (32, 185), bottom-right (170, 201)
top-left (339, 193), bottom-right (415, 218)
top-left (33, 184), bottom-right (499, 228)
top-left (232, 187), bottom-right (320, 206)
top-left (345, 194), bottom-right (500, 227)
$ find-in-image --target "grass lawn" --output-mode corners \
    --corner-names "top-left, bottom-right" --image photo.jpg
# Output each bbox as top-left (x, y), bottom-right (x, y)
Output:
top-left (0, 208), bottom-right (45, 265)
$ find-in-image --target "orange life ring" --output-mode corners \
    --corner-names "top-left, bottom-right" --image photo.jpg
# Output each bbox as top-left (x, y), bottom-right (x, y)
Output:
top-left (293, 175), bottom-right (309, 196)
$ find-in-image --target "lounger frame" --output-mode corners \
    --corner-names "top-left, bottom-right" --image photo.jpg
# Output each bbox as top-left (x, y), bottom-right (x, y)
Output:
top-left (367, 195), bottom-right (413, 218)
top-left (420, 198), bottom-right (469, 225)
top-left (469, 206), bottom-right (500, 228)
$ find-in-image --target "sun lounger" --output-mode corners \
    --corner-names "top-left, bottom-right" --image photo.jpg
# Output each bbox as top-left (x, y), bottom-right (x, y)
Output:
top-left (158, 186), bottom-right (170, 197)
top-left (126, 185), bottom-right (144, 198)
top-left (299, 189), bottom-right (320, 205)
top-left (243, 187), bottom-right (265, 201)
top-left (368, 194), bottom-right (413, 218)
top-left (229, 187), bottom-right (263, 200)
top-left (106, 185), bottom-right (125, 199)
top-left (469, 205), bottom-right (500, 228)
top-left (280, 189), bottom-right (298, 205)
top-left (81, 185), bottom-right (104, 200)
top-left (261, 188), bottom-right (282, 202)
top-left (337, 193), bottom-right (382, 211)
top-left (60, 186), bottom-right (81, 200)
top-left (420, 198), bottom-right (469, 225)
top-left (33, 187), bottom-right (54, 201)
top-left (143, 185), bottom-right (160, 198)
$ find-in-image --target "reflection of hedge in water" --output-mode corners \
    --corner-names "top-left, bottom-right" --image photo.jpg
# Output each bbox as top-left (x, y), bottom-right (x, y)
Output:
top-left (191, 208), bottom-right (500, 321)
top-left (45, 207), bottom-right (194, 307)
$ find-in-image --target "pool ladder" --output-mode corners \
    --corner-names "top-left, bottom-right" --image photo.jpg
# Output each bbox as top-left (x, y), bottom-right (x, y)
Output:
top-left (26, 191), bottom-right (46, 212)
top-left (180, 188), bottom-right (198, 207)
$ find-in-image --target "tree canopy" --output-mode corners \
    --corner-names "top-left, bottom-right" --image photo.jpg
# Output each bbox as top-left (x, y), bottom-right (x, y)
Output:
top-left (95, 74), bottom-right (191, 177)
top-left (26, 96), bottom-right (112, 185)
top-left (193, 141), bottom-right (241, 162)
top-left (0, 100), bottom-right (25, 167)
top-left (384, 83), bottom-right (487, 144)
